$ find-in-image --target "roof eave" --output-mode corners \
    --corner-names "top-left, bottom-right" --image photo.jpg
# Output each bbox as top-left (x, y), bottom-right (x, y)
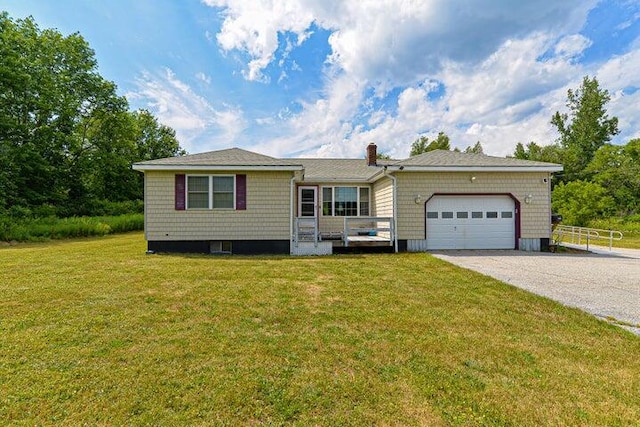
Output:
top-left (387, 165), bottom-right (563, 173)
top-left (301, 177), bottom-right (373, 183)
top-left (132, 164), bottom-right (304, 172)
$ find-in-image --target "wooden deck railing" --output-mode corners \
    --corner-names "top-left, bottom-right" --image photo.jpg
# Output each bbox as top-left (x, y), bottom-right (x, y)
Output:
top-left (294, 217), bottom-right (318, 246)
top-left (344, 217), bottom-right (394, 247)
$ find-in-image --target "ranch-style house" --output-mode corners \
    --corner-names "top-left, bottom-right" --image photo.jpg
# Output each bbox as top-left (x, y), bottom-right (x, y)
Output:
top-left (132, 143), bottom-right (562, 255)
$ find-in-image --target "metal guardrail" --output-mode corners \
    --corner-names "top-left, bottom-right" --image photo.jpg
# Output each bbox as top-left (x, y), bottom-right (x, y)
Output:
top-left (553, 225), bottom-right (623, 251)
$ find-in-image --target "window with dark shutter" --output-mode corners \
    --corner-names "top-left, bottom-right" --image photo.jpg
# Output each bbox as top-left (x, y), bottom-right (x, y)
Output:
top-left (175, 174), bottom-right (186, 210)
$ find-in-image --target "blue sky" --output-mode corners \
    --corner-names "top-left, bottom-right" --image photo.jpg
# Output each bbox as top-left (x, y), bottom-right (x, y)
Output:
top-left (2, 0), bottom-right (639, 158)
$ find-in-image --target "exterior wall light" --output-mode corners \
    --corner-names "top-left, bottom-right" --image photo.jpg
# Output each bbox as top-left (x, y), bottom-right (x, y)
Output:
top-left (414, 195), bottom-right (422, 204)
top-left (524, 194), bottom-right (533, 204)
top-left (470, 176), bottom-right (476, 183)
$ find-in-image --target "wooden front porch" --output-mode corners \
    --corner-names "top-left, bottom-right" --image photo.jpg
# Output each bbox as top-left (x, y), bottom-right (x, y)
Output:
top-left (293, 217), bottom-right (395, 251)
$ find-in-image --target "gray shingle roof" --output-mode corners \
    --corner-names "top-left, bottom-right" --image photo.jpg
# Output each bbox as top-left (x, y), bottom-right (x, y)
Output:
top-left (133, 147), bottom-right (561, 175)
top-left (393, 150), bottom-right (562, 169)
top-left (295, 159), bottom-right (380, 181)
top-left (133, 148), bottom-right (303, 169)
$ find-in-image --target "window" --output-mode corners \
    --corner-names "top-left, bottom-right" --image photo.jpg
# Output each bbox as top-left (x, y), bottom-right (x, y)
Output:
top-left (427, 211), bottom-right (438, 219)
top-left (187, 176), bottom-right (209, 209)
top-left (213, 176), bottom-right (234, 208)
top-left (442, 211), bottom-right (454, 219)
top-left (322, 187), bottom-right (332, 216)
top-left (335, 187), bottom-right (357, 216)
top-left (472, 211), bottom-right (483, 219)
top-left (210, 241), bottom-right (232, 253)
top-left (359, 188), bottom-right (369, 216)
top-left (501, 211), bottom-right (513, 219)
top-left (486, 211), bottom-right (498, 218)
top-left (456, 211), bottom-right (468, 219)
top-left (186, 175), bottom-right (235, 209)
top-left (321, 187), bottom-right (370, 216)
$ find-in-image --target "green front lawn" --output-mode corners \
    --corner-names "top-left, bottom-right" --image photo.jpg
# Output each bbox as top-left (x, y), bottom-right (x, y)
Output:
top-left (1, 233), bottom-right (638, 425)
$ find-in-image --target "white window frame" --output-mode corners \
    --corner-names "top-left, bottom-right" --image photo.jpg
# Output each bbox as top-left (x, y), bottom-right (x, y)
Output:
top-left (186, 175), bottom-right (210, 209)
top-left (186, 174), bottom-right (236, 210)
top-left (321, 186), bottom-right (370, 217)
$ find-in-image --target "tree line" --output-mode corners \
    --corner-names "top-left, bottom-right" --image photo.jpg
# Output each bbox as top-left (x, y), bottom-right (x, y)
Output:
top-left (2, 13), bottom-right (635, 227)
top-left (409, 132), bottom-right (484, 156)
top-left (408, 76), bottom-right (637, 226)
top-left (0, 13), bottom-right (185, 219)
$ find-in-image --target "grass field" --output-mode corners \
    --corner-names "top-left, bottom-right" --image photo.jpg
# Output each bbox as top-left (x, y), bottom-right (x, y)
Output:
top-left (1, 233), bottom-right (639, 425)
top-left (617, 232), bottom-right (640, 249)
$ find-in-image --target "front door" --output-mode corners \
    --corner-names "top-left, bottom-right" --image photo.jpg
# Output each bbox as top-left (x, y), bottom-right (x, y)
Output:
top-left (298, 186), bottom-right (317, 217)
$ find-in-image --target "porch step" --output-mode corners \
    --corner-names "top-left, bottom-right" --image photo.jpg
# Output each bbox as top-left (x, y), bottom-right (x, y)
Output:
top-left (291, 241), bottom-right (333, 256)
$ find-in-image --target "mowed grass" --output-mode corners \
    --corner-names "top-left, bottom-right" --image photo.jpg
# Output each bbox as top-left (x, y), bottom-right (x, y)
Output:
top-left (617, 232), bottom-right (640, 249)
top-left (1, 233), bottom-right (639, 425)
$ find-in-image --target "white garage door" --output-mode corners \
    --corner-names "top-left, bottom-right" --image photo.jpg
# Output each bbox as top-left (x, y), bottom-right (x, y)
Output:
top-left (426, 195), bottom-right (515, 249)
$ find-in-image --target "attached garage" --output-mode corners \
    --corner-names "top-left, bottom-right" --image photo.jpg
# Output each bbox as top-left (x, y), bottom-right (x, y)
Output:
top-left (425, 195), bottom-right (516, 250)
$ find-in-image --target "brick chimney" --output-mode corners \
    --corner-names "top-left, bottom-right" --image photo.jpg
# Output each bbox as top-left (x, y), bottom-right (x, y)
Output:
top-left (366, 142), bottom-right (377, 166)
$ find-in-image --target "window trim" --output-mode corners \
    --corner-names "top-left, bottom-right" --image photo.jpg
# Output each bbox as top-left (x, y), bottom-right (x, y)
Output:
top-left (186, 174), bottom-right (236, 210)
top-left (321, 186), bottom-right (370, 217)
top-left (186, 175), bottom-right (210, 209)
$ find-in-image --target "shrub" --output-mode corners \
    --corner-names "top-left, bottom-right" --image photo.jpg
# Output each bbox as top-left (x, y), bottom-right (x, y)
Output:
top-left (100, 214), bottom-right (144, 233)
top-left (7, 205), bottom-right (33, 220)
top-left (33, 204), bottom-right (58, 218)
top-left (85, 200), bottom-right (144, 216)
top-left (0, 214), bottom-right (144, 242)
top-left (552, 180), bottom-right (616, 226)
top-left (589, 217), bottom-right (640, 233)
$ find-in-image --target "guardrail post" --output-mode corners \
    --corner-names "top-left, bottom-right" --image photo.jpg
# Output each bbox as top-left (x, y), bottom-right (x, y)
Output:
top-left (609, 230), bottom-right (613, 251)
top-left (586, 231), bottom-right (589, 251)
top-left (344, 217), bottom-right (349, 247)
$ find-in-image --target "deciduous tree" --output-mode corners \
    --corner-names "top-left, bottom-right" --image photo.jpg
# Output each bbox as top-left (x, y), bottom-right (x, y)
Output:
top-left (586, 140), bottom-right (640, 215)
top-left (0, 13), bottom-right (185, 216)
top-left (551, 180), bottom-right (615, 226)
top-left (409, 132), bottom-right (450, 156)
top-left (551, 76), bottom-right (619, 181)
top-left (512, 141), bottom-right (564, 164)
top-left (463, 141), bottom-right (484, 154)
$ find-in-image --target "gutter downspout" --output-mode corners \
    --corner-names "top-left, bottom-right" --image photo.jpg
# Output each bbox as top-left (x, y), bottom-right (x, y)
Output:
top-left (290, 174), bottom-right (296, 254)
top-left (384, 169), bottom-right (399, 253)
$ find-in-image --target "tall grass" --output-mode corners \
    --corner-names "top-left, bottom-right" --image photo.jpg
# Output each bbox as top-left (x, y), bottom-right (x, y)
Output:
top-left (588, 215), bottom-right (640, 233)
top-left (0, 214), bottom-right (144, 242)
top-left (587, 216), bottom-right (640, 248)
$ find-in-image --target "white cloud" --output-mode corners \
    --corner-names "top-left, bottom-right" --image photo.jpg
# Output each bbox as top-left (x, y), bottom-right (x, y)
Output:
top-left (203, 0), bottom-right (315, 82)
top-left (597, 46), bottom-right (640, 143)
top-left (272, 32), bottom-right (582, 158)
top-left (616, 12), bottom-right (640, 31)
top-left (205, 0), bottom-right (595, 87)
top-left (199, 0), bottom-right (637, 158)
top-left (252, 74), bottom-right (367, 157)
top-left (554, 34), bottom-right (592, 60)
top-left (196, 72), bottom-right (212, 84)
top-left (127, 68), bottom-right (246, 153)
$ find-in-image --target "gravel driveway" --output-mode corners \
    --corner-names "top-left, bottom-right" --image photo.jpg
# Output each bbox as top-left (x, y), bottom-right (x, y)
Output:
top-left (431, 248), bottom-right (640, 335)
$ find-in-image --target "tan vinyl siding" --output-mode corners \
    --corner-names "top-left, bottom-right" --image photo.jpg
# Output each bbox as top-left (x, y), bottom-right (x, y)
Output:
top-left (145, 170), bottom-right (292, 240)
top-left (372, 177), bottom-right (393, 217)
top-left (394, 172), bottom-right (552, 240)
